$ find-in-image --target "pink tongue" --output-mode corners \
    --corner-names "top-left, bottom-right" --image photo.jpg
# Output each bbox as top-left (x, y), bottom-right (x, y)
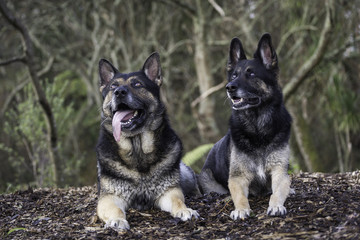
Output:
top-left (112, 110), bottom-right (134, 142)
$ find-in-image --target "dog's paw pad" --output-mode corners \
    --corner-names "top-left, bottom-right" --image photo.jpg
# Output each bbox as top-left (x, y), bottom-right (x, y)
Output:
top-left (175, 208), bottom-right (199, 221)
top-left (105, 218), bottom-right (130, 230)
top-left (267, 205), bottom-right (287, 216)
top-left (230, 208), bottom-right (251, 220)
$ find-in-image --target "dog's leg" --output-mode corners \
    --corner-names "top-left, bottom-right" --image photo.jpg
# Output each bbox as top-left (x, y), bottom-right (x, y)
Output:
top-left (228, 175), bottom-right (252, 220)
top-left (267, 165), bottom-right (291, 216)
top-left (156, 187), bottom-right (199, 221)
top-left (198, 169), bottom-right (229, 195)
top-left (97, 194), bottom-right (130, 230)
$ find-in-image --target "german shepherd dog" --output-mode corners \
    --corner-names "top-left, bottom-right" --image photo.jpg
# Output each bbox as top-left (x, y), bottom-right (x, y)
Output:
top-left (198, 33), bottom-right (292, 220)
top-left (96, 53), bottom-right (199, 230)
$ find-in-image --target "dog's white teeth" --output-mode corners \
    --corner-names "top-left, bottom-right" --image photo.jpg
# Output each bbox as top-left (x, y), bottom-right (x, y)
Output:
top-left (121, 111), bottom-right (138, 125)
top-left (232, 98), bottom-right (244, 104)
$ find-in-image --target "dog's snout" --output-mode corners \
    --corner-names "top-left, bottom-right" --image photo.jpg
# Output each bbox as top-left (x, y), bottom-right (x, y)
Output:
top-left (226, 82), bottom-right (238, 92)
top-left (114, 86), bottom-right (128, 97)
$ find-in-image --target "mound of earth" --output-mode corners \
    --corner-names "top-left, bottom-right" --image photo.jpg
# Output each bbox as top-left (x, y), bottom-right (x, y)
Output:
top-left (1, 171), bottom-right (359, 239)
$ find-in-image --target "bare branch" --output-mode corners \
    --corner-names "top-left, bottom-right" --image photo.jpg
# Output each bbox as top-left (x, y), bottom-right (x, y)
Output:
top-left (236, 0), bottom-right (272, 45)
top-left (191, 80), bottom-right (226, 108)
top-left (208, 0), bottom-right (225, 17)
top-left (283, 0), bottom-right (334, 102)
top-left (158, 0), bottom-right (195, 17)
top-left (277, 25), bottom-right (318, 54)
top-left (0, 55), bottom-right (26, 66)
top-left (88, 12), bottom-right (109, 107)
top-left (37, 56), bottom-right (55, 77)
top-left (325, 35), bottom-right (360, 60)
top-left (0, 78), bottom-right (30, 117)
top-left (1, 56), bottom-right (54, 117)
top-left (0, 0), bottom-right (60, 185)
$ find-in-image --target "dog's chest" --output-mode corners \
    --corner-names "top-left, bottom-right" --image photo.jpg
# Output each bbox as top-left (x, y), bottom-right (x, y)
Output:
top-left (229, 141), bottom-right (290, 179)
top-left (117, 132), bottom-right (157, 170)
top-left (233, 153), bottom-right (268, 180)
top-left (229, 143), bottom-right (270, 180)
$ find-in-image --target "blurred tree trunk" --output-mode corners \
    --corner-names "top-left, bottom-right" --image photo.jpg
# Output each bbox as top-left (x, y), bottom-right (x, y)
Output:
top-left (283, 0), bottom-right (333, 101)
top-left (282, 0), bottom-right (333, 172)
top-left (191, 0), bottom-right (220, 142)
top-left (0, 0), bottom-right (60, 186)
top-left (290, 108), bottom-right (321, 172)
top-left (334, 123), bottom-right (352, 173)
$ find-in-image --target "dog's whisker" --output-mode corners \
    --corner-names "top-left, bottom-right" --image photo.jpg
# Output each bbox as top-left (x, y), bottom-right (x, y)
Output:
top-left (223, 97), bottom-right (230, 106)
top-left (100, 117), bottom-right (110, 126)
top-left (97, 106), bottom-right (104, 113)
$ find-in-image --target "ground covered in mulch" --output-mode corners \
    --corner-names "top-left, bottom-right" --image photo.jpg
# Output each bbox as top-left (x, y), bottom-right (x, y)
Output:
top-left (1, 171), bottom-right (359, 239)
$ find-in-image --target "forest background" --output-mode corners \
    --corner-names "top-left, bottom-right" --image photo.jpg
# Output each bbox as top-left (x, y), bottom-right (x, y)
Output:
top-left (0, 0), bottom-right (359, 192)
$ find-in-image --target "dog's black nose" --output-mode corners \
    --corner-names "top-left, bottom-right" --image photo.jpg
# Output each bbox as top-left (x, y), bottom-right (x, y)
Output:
top-left (226, 82), bottom-right (238, 92)
top-left (114, 86), bottom-right (128, 97)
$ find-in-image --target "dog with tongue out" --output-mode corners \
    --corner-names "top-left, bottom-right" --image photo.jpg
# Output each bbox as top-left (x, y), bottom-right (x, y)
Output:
top-left (96, 52), bottom-right (199, 230)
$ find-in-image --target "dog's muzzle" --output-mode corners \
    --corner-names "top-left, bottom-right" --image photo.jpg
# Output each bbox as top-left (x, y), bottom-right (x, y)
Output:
top-left (226, 82), bottom-right (261, 110)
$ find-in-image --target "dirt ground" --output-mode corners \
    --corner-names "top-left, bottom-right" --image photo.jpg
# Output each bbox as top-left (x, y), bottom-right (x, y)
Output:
top-left (1, 171), bottom-right (359, 239)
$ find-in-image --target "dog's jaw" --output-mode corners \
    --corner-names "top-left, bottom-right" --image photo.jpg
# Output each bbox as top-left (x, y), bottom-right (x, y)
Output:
top-left (227, 91), bottom-right (261, 111)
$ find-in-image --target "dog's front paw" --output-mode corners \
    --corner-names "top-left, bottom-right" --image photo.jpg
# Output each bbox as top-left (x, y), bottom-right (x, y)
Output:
top-left (230, 208), bottom-right (252, 220)
top-left (267, 205), bottom-right (287, 216)
top-left (105, 218), bottom-right (130, 230)
top-left (174, 208), bottom-right (199, 221)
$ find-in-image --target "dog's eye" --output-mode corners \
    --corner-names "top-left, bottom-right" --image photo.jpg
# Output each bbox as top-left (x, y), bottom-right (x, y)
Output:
top-left (247, 68), bottom-right (255, 78)
top-left (231, 72), bottom-right (238, 80)
top-left (134, 82), bottom-right (142, 87)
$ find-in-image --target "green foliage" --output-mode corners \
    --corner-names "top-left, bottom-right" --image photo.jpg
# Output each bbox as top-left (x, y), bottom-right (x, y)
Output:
top-left (324, 71), bottom-right (360, 171)
top-left (0, 143), bottom-right (28, 191)
top-left (288, 158), bottom-right (301, 174)
top-left (183, 144), bottom-right (214, 172)
top-left (326, 74), bottom-right (360, 132)
top-left (3, 72), bottom-right (86, 188)
top-left (7, 228), bottom-right (27, 235)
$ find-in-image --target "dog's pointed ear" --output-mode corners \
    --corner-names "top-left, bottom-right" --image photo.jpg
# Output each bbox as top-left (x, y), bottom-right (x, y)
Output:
top-left (99, 59), bottom-right (118, 91)
top-left (254, 33), bottom-right (278, 70)
top-left (142, 52), bottom-right (162, 86)
top-left (227, 37), bottom-right (247, 71)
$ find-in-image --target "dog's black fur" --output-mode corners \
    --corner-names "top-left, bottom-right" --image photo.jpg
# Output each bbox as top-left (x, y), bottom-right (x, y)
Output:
top-left (198, 33), bottom-right (292, 220)
top-left (96, 53), bottom-right (199, 230)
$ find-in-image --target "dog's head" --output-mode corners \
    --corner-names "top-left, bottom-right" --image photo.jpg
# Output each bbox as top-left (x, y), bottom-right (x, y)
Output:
top-left (226, 33), bottom-right (280, 111)
top-left (99, 53), bottom-right (164, 140)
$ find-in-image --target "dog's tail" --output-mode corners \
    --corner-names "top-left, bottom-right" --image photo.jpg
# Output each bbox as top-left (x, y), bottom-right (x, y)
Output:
top-left (180, 162), bottom-right (201, 197)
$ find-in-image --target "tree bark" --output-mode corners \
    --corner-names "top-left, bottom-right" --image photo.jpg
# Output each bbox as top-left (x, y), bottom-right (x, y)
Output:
top-left (283, 0), bottom-right (333, 102)
top-left (0, 0), bottom-right (60, 186)
top-left (280, 0), bottom-right (333, 173)
top-left (191, 0), bottom-right (220, 142)
top-left (290, 108), bottom-right (322, 172)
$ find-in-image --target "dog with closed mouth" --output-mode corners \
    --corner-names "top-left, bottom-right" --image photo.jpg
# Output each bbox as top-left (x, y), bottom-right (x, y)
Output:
top-left (198, 33), bottom-right (292, 220)
top-left (96, 52), bottom-right (199, 230)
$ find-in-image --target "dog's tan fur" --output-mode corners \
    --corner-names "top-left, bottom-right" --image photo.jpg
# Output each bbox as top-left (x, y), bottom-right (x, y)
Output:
top-left (198, 34), bottom-right (292, 220)
top-left (156, 188), bottom-right (198, 220)
top-left (96, 53), bottom-right (199, 230)
top-left (97, 194), bottom-right (129, 229)
top-left (97, 187), bottom-right (196, 229)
